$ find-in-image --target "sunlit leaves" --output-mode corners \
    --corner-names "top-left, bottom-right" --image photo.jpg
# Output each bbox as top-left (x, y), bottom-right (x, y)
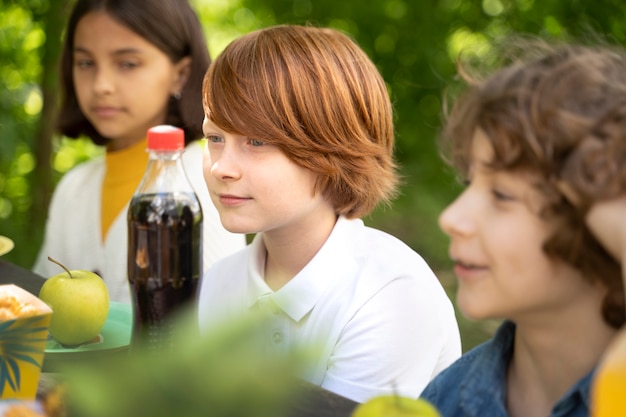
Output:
top-left (233, 8), bottom-right (258, 32)
top-left (15, 152), bottom-right (35, 177)
top-left (446, 27), bottom-right (490, 66)
top-left (374, 30), bottom-right (398, 55)
top-left (543, 15), bottom-right (565, 37)
top-left (482, 0), bottom-right (505, 17)
top-left (292, 0), bottom-right (312, 17)
top-left (0, 5), bottom-right (42, 86)
top-left (326, 18), bottom-right (359, 39)
top-left (0, 3), bottom-right (43, 238)
top-left (52, 138), bottom-right (103, 174)
top-left (24, 88), bottom-right (42, 115)
top-left (22, 26), bottom-right (45, 52)
top-left (0, 144), bottom-right (37, 220)
top-left (384, 0), bottom-right (407, 19)
top-left (192, 0), bottom-right (251, 56)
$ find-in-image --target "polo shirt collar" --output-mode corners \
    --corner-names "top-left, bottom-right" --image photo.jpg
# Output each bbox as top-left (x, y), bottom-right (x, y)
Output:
top-left (245, 216), bottom-right (358, 322)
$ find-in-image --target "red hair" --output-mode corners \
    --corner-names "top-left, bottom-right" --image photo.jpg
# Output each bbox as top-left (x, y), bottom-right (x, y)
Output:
top-left (202, 25), bottom-right (398, 218)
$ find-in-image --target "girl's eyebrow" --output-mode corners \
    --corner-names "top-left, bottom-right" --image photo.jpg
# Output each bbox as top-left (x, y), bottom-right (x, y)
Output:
top-left (73, 46), bottom-right (144, 56)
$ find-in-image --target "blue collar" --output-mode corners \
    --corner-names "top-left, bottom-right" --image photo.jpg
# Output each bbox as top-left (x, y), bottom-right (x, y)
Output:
top-left (459, 321), bottom-right (595, 416)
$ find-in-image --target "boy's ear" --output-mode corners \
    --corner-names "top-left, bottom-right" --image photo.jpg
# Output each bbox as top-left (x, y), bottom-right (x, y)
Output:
top-left (172, 56), bottom-right (192, 95)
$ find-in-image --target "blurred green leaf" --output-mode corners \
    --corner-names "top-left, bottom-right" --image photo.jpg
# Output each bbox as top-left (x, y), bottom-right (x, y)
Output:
top-left (64, 310), bottom-right (312, 417)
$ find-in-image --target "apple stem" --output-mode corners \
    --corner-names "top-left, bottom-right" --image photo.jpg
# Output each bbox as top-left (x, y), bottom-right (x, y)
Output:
top-left (47, 256), bottom-right (73, 279)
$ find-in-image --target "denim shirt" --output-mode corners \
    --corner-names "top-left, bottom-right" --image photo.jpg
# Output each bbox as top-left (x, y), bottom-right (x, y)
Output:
top-left (420, 321), bottom-right (594, 417)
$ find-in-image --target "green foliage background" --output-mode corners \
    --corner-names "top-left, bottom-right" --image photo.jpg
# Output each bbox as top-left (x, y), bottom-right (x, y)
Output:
top-left (1, 0), bottom-right (625, 350)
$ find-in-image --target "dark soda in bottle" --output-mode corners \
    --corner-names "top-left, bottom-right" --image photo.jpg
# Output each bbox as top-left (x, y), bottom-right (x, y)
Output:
top-left (127, 125), bottom-right (203, 350)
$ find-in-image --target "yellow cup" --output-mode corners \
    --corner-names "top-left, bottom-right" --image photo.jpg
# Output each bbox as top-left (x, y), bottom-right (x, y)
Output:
top-left (0, 284), bottom-right (53, 400)
top-left (592, 327), bottom-right (626, 416)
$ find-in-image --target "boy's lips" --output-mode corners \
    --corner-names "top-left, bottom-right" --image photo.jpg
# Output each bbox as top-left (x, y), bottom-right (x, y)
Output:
top-left (218, 194), bottom-right (251, 207)
top-left (451, 257), bottom-right (488, 280)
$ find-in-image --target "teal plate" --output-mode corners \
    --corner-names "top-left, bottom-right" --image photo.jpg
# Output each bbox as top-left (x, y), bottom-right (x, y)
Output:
top-left (43, 302), bottom-right (132, 372)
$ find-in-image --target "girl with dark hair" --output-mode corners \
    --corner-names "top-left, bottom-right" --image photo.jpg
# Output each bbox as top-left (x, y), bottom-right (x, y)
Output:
top-left (33, 0), bottom-right (245, 302)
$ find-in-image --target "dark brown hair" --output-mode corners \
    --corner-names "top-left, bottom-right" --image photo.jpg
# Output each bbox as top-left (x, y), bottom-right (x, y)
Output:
top-left (202, 25), bottom-right (398, 219)
top-left (58, 0), bottom-right (210, 145)
top-left (443, 37), bottom-right (626, 328)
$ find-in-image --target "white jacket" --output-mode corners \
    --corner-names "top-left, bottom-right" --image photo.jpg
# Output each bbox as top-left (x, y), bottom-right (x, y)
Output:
top-left (33, 141), bottom-right (246, 303)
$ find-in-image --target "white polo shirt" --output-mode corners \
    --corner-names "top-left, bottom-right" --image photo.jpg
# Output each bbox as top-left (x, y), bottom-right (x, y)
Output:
top-left (198, 216), bottom-right (461, 403)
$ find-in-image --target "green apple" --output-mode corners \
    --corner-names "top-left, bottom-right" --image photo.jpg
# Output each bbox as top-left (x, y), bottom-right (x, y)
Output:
top-left (351, 395), bottom-right (441, 417)
top-left (39, 257), bottom-right (110, 346)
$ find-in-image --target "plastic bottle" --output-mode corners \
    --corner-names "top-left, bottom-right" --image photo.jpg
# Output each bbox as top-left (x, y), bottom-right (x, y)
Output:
top-left (127, 125), bottom-right (203, 350)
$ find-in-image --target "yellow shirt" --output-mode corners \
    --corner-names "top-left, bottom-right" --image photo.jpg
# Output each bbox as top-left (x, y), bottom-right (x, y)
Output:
top-left (101, 138), bottom-right (149, 241)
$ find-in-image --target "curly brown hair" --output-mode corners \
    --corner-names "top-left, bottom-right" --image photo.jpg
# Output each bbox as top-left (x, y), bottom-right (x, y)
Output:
top-left (442, 37), bottom-right (626, 328)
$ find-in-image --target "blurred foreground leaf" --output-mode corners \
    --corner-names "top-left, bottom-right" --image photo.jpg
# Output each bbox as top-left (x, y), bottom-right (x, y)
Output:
top-left (62, 309), bottom-right (311, 417)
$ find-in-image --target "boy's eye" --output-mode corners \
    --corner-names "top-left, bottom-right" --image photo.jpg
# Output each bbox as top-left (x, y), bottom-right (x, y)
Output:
top-left (492, 188), bottom-right (513, 201)
top-left (206, 135), bottom-right (223, 143)
top-left (250, 138), bottom-right (265, 146)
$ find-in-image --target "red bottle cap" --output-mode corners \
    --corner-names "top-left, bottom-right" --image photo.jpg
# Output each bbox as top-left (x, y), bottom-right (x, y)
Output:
top-left (147, 125), bottom-right (184, 150)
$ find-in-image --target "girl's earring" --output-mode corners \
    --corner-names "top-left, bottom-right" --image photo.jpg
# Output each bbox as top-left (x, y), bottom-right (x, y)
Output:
top-left (173, 92), bottom-right (181, 100)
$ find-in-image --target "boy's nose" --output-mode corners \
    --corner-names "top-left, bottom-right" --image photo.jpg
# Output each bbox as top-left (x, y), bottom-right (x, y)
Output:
top-left (439, 192), bottom-right (474, 238)
top-left (210, 147), bottom-right (241, 181)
